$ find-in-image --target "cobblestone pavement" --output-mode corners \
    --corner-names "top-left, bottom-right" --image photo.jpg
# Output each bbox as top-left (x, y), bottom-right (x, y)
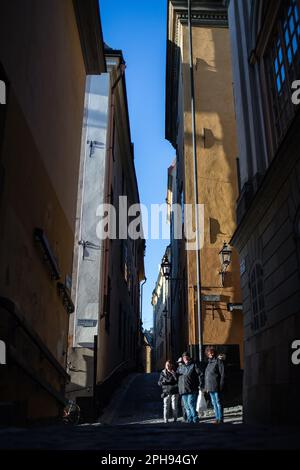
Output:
top-left (0, 373), bottom-right (300, 450)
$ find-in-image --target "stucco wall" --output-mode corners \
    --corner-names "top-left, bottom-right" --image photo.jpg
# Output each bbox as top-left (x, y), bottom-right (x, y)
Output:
top-left (0, 0), bottom-right (86, 421)
top-left (180, 24), bottom-right (243, 363)
top-left (0, 0), bottom-right (85, 228)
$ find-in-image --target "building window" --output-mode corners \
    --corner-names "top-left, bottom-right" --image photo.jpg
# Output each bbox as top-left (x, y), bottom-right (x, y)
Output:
top-left (249, 263), bottom-right (267, 331)
top-left (267, 0), bottom-right (300, 146)
top-left (104, 276), bottom-right (111, 333)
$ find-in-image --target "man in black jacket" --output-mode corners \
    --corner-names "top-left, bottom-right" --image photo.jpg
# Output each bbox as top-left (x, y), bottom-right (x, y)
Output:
top-left (203, 346), bottom-right (225, 424)
top-left (177, 351), bottom-right (203, 423)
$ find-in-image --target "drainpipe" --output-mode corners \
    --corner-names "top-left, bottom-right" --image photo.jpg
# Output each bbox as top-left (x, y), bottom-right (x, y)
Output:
top-left (139, 277), bottom-right (147, 369)
top-left (188, 0), bottom-right (203, 362)
top-left (140, 277), bottom-right (147, 325)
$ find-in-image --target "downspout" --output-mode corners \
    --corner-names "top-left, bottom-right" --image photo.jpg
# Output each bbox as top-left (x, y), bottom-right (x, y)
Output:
top-left (140, 277), bottom-right (147, 323)
top-left (139, 277), bottom-right (147, 368)
top-left (188, 0), bottom-right (203, 362)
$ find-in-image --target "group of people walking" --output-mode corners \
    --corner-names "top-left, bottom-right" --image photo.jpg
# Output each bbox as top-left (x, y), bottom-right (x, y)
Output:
top-left (158, 346), bottom-right (225, 424)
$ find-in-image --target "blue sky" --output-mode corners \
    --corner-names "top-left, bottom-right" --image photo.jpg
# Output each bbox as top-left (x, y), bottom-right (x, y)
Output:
top-left (100, 0), bottom-right (174, 330)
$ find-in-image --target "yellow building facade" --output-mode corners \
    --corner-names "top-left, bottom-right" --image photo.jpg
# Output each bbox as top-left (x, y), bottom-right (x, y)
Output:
top-left (166, 0), bottom-right (243, 367)
top-left (0, 0), bottom-right (106, 424)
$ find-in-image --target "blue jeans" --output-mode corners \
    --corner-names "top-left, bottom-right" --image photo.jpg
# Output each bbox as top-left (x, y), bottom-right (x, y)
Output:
top-left (181, 394), bottom-right (199, 423)
top-left (209, 392), bottom-right (223, 421)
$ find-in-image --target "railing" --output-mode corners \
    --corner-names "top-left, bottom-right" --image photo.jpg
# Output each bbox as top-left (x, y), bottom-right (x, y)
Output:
top-left (95, 359), bottom-right (134, 417)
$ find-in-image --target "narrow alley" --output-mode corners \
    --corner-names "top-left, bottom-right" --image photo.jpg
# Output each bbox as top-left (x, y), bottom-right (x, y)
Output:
top-left (1, 0), bottom-right (300, 458)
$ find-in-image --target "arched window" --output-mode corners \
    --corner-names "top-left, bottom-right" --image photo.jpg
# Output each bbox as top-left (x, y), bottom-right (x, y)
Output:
top-left (249, 263), bottom-right (267, 331)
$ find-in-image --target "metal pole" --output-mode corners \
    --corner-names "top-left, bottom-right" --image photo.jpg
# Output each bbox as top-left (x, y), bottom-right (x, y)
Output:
top-left (162, 306), bottom-right (169, 361)
top-left (93, 334), bottom-right (98, 419)
top-left (140, 277), bottom-right (147, 367)
top-left (188, 0), bottom-right (203, 362)
top-left (169, 277), bottom-right (173, 360)
top-left (140, 277), bottom-right (147, 323)
top-left (164, 310), bottom-right (168, 361)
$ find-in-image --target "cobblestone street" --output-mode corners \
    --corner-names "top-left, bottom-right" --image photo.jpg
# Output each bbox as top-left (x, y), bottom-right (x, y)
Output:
top-left (1, 373), bottom-right (300, 451)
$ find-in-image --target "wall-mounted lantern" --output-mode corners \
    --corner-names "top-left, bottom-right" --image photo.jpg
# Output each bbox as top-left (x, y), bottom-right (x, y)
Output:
top-left (161, 253), bottom-right (171, 280)
top-left (219, 242), bottom-right (232, 287)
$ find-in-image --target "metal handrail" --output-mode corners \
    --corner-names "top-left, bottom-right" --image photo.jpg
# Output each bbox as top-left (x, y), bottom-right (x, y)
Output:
top-left (97, 359), bottom-right (131, 386)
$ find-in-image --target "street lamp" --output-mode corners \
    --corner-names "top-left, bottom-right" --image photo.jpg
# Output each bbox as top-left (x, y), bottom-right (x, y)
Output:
top-left (219, 242), bottom-right (232, 287)
top-left (161, 253), bottom-right (171, 280)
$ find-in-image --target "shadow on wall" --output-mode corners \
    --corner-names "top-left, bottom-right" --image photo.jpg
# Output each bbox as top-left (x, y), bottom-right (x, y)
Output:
top-left (166, 26), bottom-right (243, 374)
top-left (181, 26), bottom-right (243, 351)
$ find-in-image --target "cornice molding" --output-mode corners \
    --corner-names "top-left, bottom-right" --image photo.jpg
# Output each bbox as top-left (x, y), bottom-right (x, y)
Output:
top-left (253, 0), bottom-right (281, 61)
top-left (169, 0), bottom-right (228, 26)
top-left (178, 10), bottom-right (228, 27)
top-left (73, 0), bottom-right (106, 74)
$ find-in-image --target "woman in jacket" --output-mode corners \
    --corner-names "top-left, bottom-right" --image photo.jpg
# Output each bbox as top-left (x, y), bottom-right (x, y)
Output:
top-left (158, 360), bottom-right (179, 423)
top-left (204, 346), bottom-right (225, 424)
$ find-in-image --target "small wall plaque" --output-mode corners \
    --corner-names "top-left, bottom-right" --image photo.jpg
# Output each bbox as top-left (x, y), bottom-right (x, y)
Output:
top-left (77, 319), bottom-right (98, 328)
top-left (202, 295), bottom-right (221, 302)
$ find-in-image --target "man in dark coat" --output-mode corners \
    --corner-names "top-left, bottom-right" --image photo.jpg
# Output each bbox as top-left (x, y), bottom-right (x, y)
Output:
top-left (204, 346), bottom-right (225, 423)
top-left (158, 360), bottom-right (179, 423)
top-left (177, 351), bottom-right (203, 423)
